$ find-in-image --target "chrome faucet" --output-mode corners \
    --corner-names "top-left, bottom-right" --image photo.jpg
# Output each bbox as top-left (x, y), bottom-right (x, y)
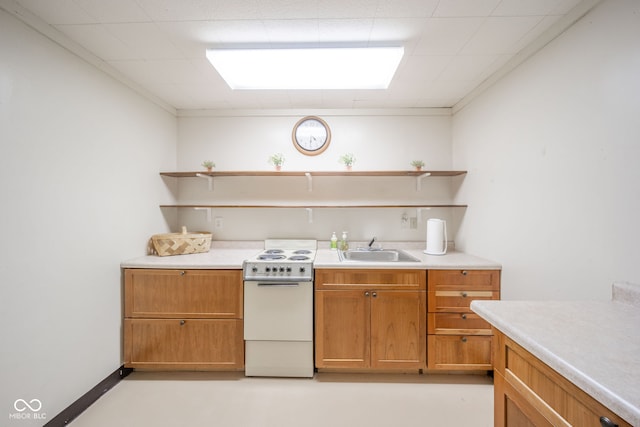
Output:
top-left (367, 236), bottom-right (377, 249)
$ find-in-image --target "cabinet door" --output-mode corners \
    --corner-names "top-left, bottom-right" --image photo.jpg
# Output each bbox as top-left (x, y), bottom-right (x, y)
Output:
top-left (125, 269), bottom-right (242, 319)
top-left (124, 318), bottom-right (244, 370)
top-left (315, 290), bottom-right (370, 368)
top-left (370, 290), bottom-right (426, 369)
top-left (494, 371), bottom-right (552, 427)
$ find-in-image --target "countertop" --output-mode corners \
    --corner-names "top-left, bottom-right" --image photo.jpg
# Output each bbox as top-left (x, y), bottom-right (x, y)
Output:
top-left (121, 241), bottom-right (501, 270)
top-left (471, 282), bottom-right (640, 426)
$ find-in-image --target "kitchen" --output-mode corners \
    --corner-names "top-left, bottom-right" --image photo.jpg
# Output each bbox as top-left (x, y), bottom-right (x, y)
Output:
top-left (1, 0), bottom-right (639, 426)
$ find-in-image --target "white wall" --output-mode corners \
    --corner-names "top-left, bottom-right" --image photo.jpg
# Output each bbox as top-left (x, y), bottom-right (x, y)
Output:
top-left (452, 0), bottom-right (640, 300)
top-left (176, 111), bottom-right (459, 243)
top-left (0, 10), bottom-right (176, 426)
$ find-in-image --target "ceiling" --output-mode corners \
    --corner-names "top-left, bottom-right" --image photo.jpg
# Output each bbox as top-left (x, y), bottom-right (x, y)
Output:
top-left (5, 0), bottom-right (597, 112)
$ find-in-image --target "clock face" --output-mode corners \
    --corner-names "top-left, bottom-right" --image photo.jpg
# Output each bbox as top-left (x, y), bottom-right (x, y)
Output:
top-left (292, 116), bottom-right (331, 156)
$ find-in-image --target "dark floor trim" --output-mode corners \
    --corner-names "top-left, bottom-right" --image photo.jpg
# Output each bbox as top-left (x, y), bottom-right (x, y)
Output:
top-left (44, 366), bottom-right (133, 426)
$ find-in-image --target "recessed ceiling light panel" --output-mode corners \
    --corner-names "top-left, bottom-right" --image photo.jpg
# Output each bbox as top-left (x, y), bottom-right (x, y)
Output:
top-left (206, 47), bottom-right (404, 90)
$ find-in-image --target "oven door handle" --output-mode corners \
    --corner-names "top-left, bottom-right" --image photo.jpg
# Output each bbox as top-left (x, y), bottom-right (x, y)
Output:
top-left (256, 283), bottom-right (300, 287)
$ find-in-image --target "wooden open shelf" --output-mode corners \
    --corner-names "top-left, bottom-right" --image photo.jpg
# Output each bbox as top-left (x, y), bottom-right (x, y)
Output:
top-left (161, 204), bottom-right (467, 209)
top-left (160, 170), bottom-right (467, 178)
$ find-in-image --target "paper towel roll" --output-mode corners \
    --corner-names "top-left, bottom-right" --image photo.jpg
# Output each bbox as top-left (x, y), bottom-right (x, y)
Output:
top-left (425, 219), bottom-right (447, 255)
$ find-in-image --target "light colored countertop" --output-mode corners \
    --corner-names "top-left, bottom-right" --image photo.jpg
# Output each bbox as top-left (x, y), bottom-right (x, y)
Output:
top-left (471, 282), bottom-right (640, 426)
top-left (121, 241), bottom-right (501, 270)
top-left (314, 248), bottom-right (501, 269)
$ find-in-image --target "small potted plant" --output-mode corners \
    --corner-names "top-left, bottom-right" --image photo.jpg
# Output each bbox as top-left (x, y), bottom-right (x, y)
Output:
top-left (201, 161), bottom-right (215, 172)
top-left (411, 160), bottom-right (425, 171)
top-left (269, 153), bottom-right (285, 171)
top-left (339, 153), bottom-right (356, 170)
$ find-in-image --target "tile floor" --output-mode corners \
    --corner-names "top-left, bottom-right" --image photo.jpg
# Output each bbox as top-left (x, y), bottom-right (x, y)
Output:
top-left (70, 372), bottom-right (493, 427)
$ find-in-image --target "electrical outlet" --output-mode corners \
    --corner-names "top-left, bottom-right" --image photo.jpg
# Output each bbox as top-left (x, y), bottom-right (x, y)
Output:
top-left (214, 216), bottom-right (224, 229)
top-left (401, 213), bottom-right (409, 229)
top-left (409, 217), bottom-right (418, 229)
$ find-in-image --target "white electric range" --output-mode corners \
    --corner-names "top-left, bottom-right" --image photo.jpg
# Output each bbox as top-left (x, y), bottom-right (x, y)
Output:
top-left (242, 239), bottom-right (317, 378)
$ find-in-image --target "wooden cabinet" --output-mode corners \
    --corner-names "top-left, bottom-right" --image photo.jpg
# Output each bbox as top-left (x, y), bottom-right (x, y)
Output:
top-left (315, 269), bottom-right (426, 371)
top-left (123, 269), bottom-right (244, 370)
top-left (427, 269), bottom-right (500, 370)
top-left (493, 330), bottom-right (631, 427)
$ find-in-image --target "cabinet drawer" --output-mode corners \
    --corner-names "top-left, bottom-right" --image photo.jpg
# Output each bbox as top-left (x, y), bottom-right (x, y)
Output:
top-left (427, 312), bottom-right (492, 335)
top-left (428, 290), bottom-right (499, 312)
top-left (315, 269), bottom-right (426, 290)
top-left (427, 335), bottom-right (492, 370)
top-left (123, 318), bottom-right (244, 370)
top-left (428, 269), bottom-right (500, 291)
top-left (124, 269), bottom-right (242, 318)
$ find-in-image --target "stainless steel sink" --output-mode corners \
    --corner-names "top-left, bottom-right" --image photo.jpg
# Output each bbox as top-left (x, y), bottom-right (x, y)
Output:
top-left (338, 249), bottom-right (421, 262)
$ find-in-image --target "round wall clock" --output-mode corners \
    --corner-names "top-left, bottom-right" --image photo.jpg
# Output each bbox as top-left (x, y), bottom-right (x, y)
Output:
top-left (292, 116), bottom-right (331, 156)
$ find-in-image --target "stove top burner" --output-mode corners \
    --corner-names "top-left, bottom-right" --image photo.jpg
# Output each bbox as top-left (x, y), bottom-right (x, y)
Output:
top-left (293, 249), bottom-right (312, 255)
top-left (264, 249), bottom-right (285, 254)
top-left (258, 254), bottom-right (286, 260)
top-left (288, 255), bottom-right (310, 261)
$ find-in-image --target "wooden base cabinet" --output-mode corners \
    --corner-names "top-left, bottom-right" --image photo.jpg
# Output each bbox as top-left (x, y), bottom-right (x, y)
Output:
top-left (123, 269), bottom-right (244, 370)
top-left (427, 269), bottom-right (500, 370)
top-left (315, 269), bottom-right (426, 371)
top-left (494, 330), bottom-right (631, 427)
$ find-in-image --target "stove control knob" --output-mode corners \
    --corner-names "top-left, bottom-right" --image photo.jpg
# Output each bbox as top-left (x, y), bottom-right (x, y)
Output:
top-left (286, 267), bottom-right (292, 273)
top-left (252, 266), bottom-right (258, 273)
top-left (265, 267), bottom-right (271, 273)
top-left (279, 267), bottom-right (285, 273)
top-left (299, 267), bottom-right (306, 273)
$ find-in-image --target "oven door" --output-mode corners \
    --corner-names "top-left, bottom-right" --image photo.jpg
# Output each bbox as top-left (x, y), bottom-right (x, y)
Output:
top-left (243, 281), bottom-right (313, 342)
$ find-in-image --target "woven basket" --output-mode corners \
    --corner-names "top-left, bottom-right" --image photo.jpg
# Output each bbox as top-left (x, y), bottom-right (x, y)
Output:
top-left (150, 227), bottom-right (212, 257)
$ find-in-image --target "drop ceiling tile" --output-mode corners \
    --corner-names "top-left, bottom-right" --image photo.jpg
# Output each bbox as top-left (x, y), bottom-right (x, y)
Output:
top-left (492, 0), bottom-right (567, 16)
top-left (55, 23), bottom-right (136, 60)
top-left (509, 15), bottom-right (562, 53)
top-left (369, 18), bottom-right (429, 45)
top-left (210, 0), bottom-right (263, 20)
top-left (432, 0), bottom-right (501, 17)
top-left (549, 0), bottom-right (584, 14)
top-left (413, 17), bottom-right (484, 55)
top-left (16, 0), bottom-right (96, 24)
top-left (263, 20), bottom-right (320, 44)
top-left (202, 20), bottom-right (270, 45)
top-left (375, 0), bottom-right (439, 18)
top-left (438, 54), bottom-right (506, 81)
top-left (461, 16), bottom-right (543, 54)
top-left (257, 0), bottom-right (318, 19)
top-left (103, 23), bottom-right (184, 60)
top-left (156, 21), bottom-right (219, 59)
top-left (135, 0), bottom-right (217, 22)
top-left (394, 54), bottom-right (453, 84)
top-left (318, 19), bottom-right (374, 42)
top-left (72, 0), bottom-right (150, 23)
top-left (318, 0), bottom-right (380, 19)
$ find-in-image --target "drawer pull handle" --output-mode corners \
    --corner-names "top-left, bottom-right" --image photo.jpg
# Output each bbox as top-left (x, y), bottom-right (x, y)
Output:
top-left (180, 320), bottom-right (185, 326)
top-left (179, 271), bottom-right (186, 276)
top-left (599, 416), bottom-right (618, 427)
top-left (461, 270), bottom-right (468, 276)
top-left (372, 292), bottom-right (377, 298)
top-left (461, 292), bottom-right (468, 298)
top-left (461, 314), bottom-right (467, 320)
top-left (461, 337), bottom-right (467, 343)
top-left (365, 291), bottom-right (370, 297)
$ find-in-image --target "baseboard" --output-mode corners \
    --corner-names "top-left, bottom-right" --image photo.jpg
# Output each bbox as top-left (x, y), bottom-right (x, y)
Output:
top-left (44, 365), bottom-right (133, 427)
